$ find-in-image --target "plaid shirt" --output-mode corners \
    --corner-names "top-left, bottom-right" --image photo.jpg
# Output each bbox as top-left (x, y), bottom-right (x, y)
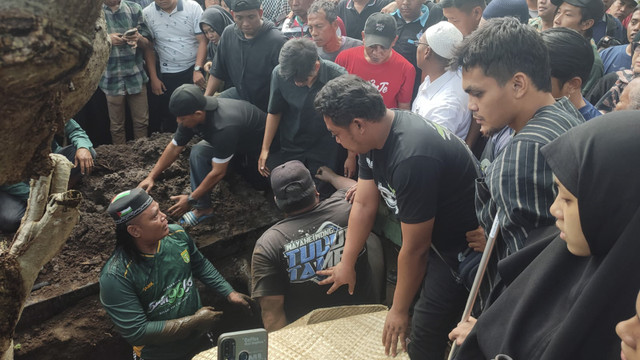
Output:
top-left (100, 1), bottom-right (150, 96)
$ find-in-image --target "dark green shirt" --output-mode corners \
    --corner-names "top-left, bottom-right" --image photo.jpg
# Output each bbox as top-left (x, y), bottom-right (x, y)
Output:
top-left (99, 225), bottom-right (233, 359)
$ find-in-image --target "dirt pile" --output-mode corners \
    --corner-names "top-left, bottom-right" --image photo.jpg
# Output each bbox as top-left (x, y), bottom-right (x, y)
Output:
top-left (9, 133), bottom-right (281, 358)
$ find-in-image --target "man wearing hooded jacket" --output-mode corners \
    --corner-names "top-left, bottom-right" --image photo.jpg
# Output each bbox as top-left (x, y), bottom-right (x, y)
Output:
top-left (204, 0), bottom-right (287, 112)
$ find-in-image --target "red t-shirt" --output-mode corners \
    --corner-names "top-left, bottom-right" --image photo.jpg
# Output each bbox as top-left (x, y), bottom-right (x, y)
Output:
top-left (335, 46), bottom-right (416, 108)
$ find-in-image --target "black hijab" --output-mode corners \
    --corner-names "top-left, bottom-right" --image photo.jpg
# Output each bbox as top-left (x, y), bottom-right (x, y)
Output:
top-left (455, 111), bottom-right (640, 360)
top-left (199, 5), bottom-right (233, 60)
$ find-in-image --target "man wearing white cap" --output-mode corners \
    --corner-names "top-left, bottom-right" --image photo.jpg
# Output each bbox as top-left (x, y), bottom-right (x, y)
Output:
top-left (413, 21), bottom-right (473, 141)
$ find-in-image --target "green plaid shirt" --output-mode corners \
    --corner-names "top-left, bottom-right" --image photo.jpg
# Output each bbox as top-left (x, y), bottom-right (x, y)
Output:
top-left (100, 1), bottom-right (150, 96)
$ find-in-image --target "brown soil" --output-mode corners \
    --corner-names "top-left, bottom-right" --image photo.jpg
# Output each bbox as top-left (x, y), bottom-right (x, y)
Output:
top-left (9, 133), bottom-right (281, 359)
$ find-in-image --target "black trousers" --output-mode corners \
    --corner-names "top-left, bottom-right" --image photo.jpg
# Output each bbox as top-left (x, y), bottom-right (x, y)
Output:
top-left (155, 67), bottom-right (195, 133)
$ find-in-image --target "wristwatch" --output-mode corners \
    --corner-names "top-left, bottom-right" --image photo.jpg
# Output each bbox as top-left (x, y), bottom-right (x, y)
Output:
top-left (187, 194), bottom-right (197, 206)
top-left (194, 65), bottom-right (202, 72)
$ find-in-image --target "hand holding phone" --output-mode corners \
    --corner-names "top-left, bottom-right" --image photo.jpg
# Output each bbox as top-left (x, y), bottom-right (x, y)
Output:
top-left (122, 28), bottom-right (139, 48)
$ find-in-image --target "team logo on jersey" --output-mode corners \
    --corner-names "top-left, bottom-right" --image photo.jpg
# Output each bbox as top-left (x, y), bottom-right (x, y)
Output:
top-left (377, 182), bottom-right (398, 215)
top-left (148, 277), bottom-right (194, 313)
top-left (180, 249), bottom-right (190, 263)
top-left (283, 222), bottom-right (349, 284)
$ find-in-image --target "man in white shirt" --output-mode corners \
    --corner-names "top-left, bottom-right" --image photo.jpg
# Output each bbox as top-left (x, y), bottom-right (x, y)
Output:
top-left (144, 0), bottom-right (208, 133)
top-left (412, 21), bottom-right (472, 140)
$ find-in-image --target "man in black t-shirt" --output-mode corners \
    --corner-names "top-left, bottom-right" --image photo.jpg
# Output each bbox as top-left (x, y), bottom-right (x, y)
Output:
top-left (139, 84), bottom-right (266, 226)
top-left (251, 161), bottom-right (381, 331)
top-left (314, 74), bottom-right (480, 360)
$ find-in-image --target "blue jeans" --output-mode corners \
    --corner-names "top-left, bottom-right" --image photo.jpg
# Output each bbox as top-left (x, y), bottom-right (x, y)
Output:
top-left (189, 140), bottom-right (226, 210)
top-left (408, 250), bottom-right (468, 360)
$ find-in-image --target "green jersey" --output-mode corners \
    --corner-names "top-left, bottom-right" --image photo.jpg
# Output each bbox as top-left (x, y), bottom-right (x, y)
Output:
top-left (99, 224), bottom-right (234, 359)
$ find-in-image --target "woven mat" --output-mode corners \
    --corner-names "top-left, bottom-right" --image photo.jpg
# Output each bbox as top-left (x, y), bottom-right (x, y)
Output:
top-left (193, 305), bottom-right (410, 360)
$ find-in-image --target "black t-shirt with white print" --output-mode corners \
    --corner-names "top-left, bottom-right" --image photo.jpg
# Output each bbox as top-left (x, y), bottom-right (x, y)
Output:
top-left (359, 110), bottom-right (479, 253)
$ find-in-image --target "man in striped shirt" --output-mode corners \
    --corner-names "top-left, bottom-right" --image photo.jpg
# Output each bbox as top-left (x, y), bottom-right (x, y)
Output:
top-left (101, 0), bottom-right (154, 144)
top-left (453, 17), bottom-right (584, 261)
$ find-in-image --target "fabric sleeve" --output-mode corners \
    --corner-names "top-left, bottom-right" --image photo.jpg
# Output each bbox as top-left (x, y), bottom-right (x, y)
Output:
top-left (392, 156), bottom-right (441, 224)
top-left (271, 32), bottom-right (286, 67)
top-left (492, 140), bottom-right (556, 254)
top-left (423, 100), bottom-right (467, 135)
top-left (191, 1), bottom-right (204, 34)
top-left (397, 60), bottom-right (416, 105)
top-left (172, 125), bottom-right (195, 147)
top-left (267, 66), bottom-right (286, 114)
top-left (595, 87), bottom-right (617, 113)
top-left (65, 119), bottom-right (93, 150)
top-left (133, 3), bottom-right (151, 39)
top-left (211, 31), bottom-right (229, 79)
top-left (251, 231), bottom-right (288, 298)
top-left (99, 272), bottom-right (166, 345)
top-left (209, 129), bottom-right (239, 161)
top-left (584, 71), bottom-right (617, 105)
top-left (358, 153), bottom-right (374, 180)
top-left (183, 230), bottom-right (234, 297)
top-left (334, 50), bottom-right (348, 68)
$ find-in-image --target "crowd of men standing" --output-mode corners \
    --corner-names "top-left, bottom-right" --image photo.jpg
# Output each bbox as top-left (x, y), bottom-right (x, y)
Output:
top-left (12, 0), bottom-right (640, 358)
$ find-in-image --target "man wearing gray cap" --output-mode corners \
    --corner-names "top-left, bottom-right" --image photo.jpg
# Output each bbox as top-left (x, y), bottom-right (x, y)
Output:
top-left (251, 161), bottom-right (381, 331)
top-left (413, 21), bottom-right (473, 141)
top-left (99, 188), bottom-right (253, 360)
top-left (335, 12), bottom-right (416, 110)
top-left (139, 84), bottom-right (266, 226)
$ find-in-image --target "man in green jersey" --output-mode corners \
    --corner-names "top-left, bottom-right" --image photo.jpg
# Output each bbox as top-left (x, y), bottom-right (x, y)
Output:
top-left (100, 188), bottom-right (253, 360)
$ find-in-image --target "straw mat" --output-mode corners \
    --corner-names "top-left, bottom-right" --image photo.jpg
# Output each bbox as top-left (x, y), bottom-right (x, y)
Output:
top-left (193, 304), bottom-right (410, 360)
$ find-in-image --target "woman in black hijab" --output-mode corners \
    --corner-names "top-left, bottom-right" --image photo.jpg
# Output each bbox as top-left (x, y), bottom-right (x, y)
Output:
top-left (199, 5), bottom-right (233, 65)
top-left (451, 111), bottom-right (640, 359)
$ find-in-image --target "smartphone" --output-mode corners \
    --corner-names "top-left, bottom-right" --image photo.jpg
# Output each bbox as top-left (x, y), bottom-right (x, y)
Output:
top-left (123, 28), bottom-right (138, 37)
top-left (217, 328), bottom-right (268, 360)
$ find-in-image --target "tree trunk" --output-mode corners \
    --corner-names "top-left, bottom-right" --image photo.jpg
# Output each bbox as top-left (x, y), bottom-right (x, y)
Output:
top-left (0, 0), bottom-right (108, 185)
top-left (0, 154), bottom-right (82, 360)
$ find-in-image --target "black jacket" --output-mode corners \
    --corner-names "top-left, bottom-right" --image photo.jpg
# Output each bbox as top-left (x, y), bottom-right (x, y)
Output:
top-left (211, 20), bottom-right (286, 112)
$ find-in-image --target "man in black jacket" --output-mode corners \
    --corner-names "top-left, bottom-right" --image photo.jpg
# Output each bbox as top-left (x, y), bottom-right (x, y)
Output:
top-left (204, 0), bottom-right (286, 112)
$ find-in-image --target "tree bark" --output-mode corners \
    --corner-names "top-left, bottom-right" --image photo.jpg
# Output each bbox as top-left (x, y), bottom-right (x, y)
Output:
top-left (0, 0), bottom-right (108, 185)
top-left (0, 154), bottom-right (82, 360)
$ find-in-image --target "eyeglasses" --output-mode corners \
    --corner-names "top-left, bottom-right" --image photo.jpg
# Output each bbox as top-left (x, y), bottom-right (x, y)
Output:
top-left (413, 41), bottom-right (429, 47)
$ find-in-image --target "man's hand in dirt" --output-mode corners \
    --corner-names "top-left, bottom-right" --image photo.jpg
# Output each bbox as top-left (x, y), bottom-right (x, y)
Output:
top-left (138, 177), bottom-right (155, 192)
top-left (227, 291), bottom-right (256, 316)
top-left (75, 148), bottom-right (94, 175)
top-left (150, 77), bottom-right (166, 96)
top-left (466, 226), bottom-right (487, 252)
top-left (258, 149), bottom-right (270, 177)
top-left (109, 33), bottom-right (125, 46)
top-left (448, 316), bottom-right (477, 346)
top-left (316, 261), bottom-right (356, 295)
top-left (168, 194), bottom-right (190, 218)
top-left (382, 307), bottom-right (409, 357)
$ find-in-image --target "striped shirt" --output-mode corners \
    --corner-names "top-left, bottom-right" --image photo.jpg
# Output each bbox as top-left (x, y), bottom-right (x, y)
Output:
top-left (476, 97), bottom-right (584, 260)
top-left (100, 1), bottom-right (150, 96)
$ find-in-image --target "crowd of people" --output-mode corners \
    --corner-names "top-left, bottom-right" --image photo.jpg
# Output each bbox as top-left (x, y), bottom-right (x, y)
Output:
top-left (2, 0), bottom-right (640, 358)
